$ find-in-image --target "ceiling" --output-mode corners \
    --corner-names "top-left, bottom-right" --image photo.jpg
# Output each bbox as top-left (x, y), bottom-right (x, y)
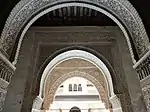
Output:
top-left (0, 0), bottom-right (150, 40)
top-left (32, 6), bottom-right (116, 26)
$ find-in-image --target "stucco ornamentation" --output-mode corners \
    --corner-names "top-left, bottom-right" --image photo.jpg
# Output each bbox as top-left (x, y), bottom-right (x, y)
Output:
top-left (0, 79), bottom-right (9, 111)
top-left (0, 58), bottom-right (15, 83)
top-left (0, 0), bottom-right (149, 56)
top-left (142, 87), bottom-right (150, 111)
top-left (43, 71), bottom-right (109, 110)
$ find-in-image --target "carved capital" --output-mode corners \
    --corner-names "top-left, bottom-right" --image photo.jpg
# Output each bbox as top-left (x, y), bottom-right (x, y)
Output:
top-left (32, 96), bottom-right (43, 111)
top-left (109, 95), bottom-right (122, 112)
top-left (32, 96), bottom-right (43, 109)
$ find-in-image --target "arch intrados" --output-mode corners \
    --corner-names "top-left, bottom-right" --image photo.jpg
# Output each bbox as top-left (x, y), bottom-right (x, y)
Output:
top-left (49, 72), bottom-right (106, 100)
top-left (40, 50), bottom-right (114, 99)
top-left (43, 71), bottom-right (109, 109)
top-left (43, 57), bottom-right (109, 96)
top-left (10, 1), bottom-right (141, 65)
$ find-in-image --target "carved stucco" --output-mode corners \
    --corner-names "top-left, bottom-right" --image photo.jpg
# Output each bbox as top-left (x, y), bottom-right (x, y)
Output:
top-left (0, 59), bottom-right (14, 82)
top-left (0, 0), bottom-right (149, 57)
top-left (12, 29), bottom-right (116, 66)
top-left (0, 53), bottom-right (15, 111)
top-left (40, 59), bottom-right (109, 110)
top-left (140, 76), bottom-right (150, 111)
top-left (0, 79), bottom-right (9, 111)
top-left (42, 70), bottom-right (109, 110)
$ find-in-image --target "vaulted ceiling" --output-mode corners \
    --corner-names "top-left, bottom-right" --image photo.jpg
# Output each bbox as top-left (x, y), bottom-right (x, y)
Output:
top-left (0, 0), bottom-right (150, 39)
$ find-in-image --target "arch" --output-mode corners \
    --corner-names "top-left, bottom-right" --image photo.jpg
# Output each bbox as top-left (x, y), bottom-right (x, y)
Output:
top-left (40, 50), bottom-right (114, 98)
top-left (0, 0), bottom-right (149, 62)
top-left (43, 71), bottom-right (109, 110)
top-left (32, 50), bottom-right (122, 112)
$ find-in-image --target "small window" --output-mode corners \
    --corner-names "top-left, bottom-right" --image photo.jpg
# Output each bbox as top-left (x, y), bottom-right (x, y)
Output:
top-left (78, 84), bottom-right (82, 91)
top-left (73, 84), bottom-right (77, 91)
top-left (69, 84), bottom-right (72, 91)
top-left (87, 84), bottom-right (93, 87)
top-left (60, 85), bottom-right (64, 88)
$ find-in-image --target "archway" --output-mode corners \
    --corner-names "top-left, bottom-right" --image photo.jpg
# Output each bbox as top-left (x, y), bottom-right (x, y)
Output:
top-left (1, 0), bottom-right (149, 111)
top-left (1, 0), bottom-right (149, 64)
top-left (31, 50), bottom-right (122, 112)
top-left (43, 71), bottom-right (109, 110)
top-left (49, 76), bottom-right (109, 112)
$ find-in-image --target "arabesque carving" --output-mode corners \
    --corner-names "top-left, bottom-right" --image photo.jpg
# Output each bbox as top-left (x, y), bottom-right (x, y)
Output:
top-left (42, 71), bottom-right (109, 110)
top-left (0, 0), bottom-right (149, 56)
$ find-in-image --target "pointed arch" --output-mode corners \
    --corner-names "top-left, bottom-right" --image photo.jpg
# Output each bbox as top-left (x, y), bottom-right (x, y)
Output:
top-left (40, 50), bottom-right (114, 97)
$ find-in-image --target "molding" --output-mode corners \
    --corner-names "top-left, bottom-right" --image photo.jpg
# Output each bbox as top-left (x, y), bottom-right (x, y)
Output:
top-left (12, 28), bottom-right (115, 65)
top-left (140, 75), bottom-right (150, 89)
top-left (0, 0), bottom-right (149, 57)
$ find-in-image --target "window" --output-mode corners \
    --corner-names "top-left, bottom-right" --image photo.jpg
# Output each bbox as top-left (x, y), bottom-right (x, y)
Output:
top-left (60, 85), bottom-right (64, 88)
top-left (69, 84), bottom-right (82, 92)
top-left (78, 84), bottom-right (82, 91)
top-left (69, 84), bottom-right (72, 91)
top-left (73, 84), bottom-right (77, 91)
top-left (87, 84), bottom-right (93, 87)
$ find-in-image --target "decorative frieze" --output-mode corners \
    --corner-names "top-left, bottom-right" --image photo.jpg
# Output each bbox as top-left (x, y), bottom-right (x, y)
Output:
top-left (141, 84), bottom-right (150, 112)
top-left (43, 70), bottom-right (109, 110)
top-left (0, 0), bottom-right (149, 56)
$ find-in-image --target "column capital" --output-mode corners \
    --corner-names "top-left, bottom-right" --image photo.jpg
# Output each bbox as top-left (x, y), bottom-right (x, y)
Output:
top-left (109, 94), bottom-right (122, 112)
top-left (32, 96), bottom-right (43, 110)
